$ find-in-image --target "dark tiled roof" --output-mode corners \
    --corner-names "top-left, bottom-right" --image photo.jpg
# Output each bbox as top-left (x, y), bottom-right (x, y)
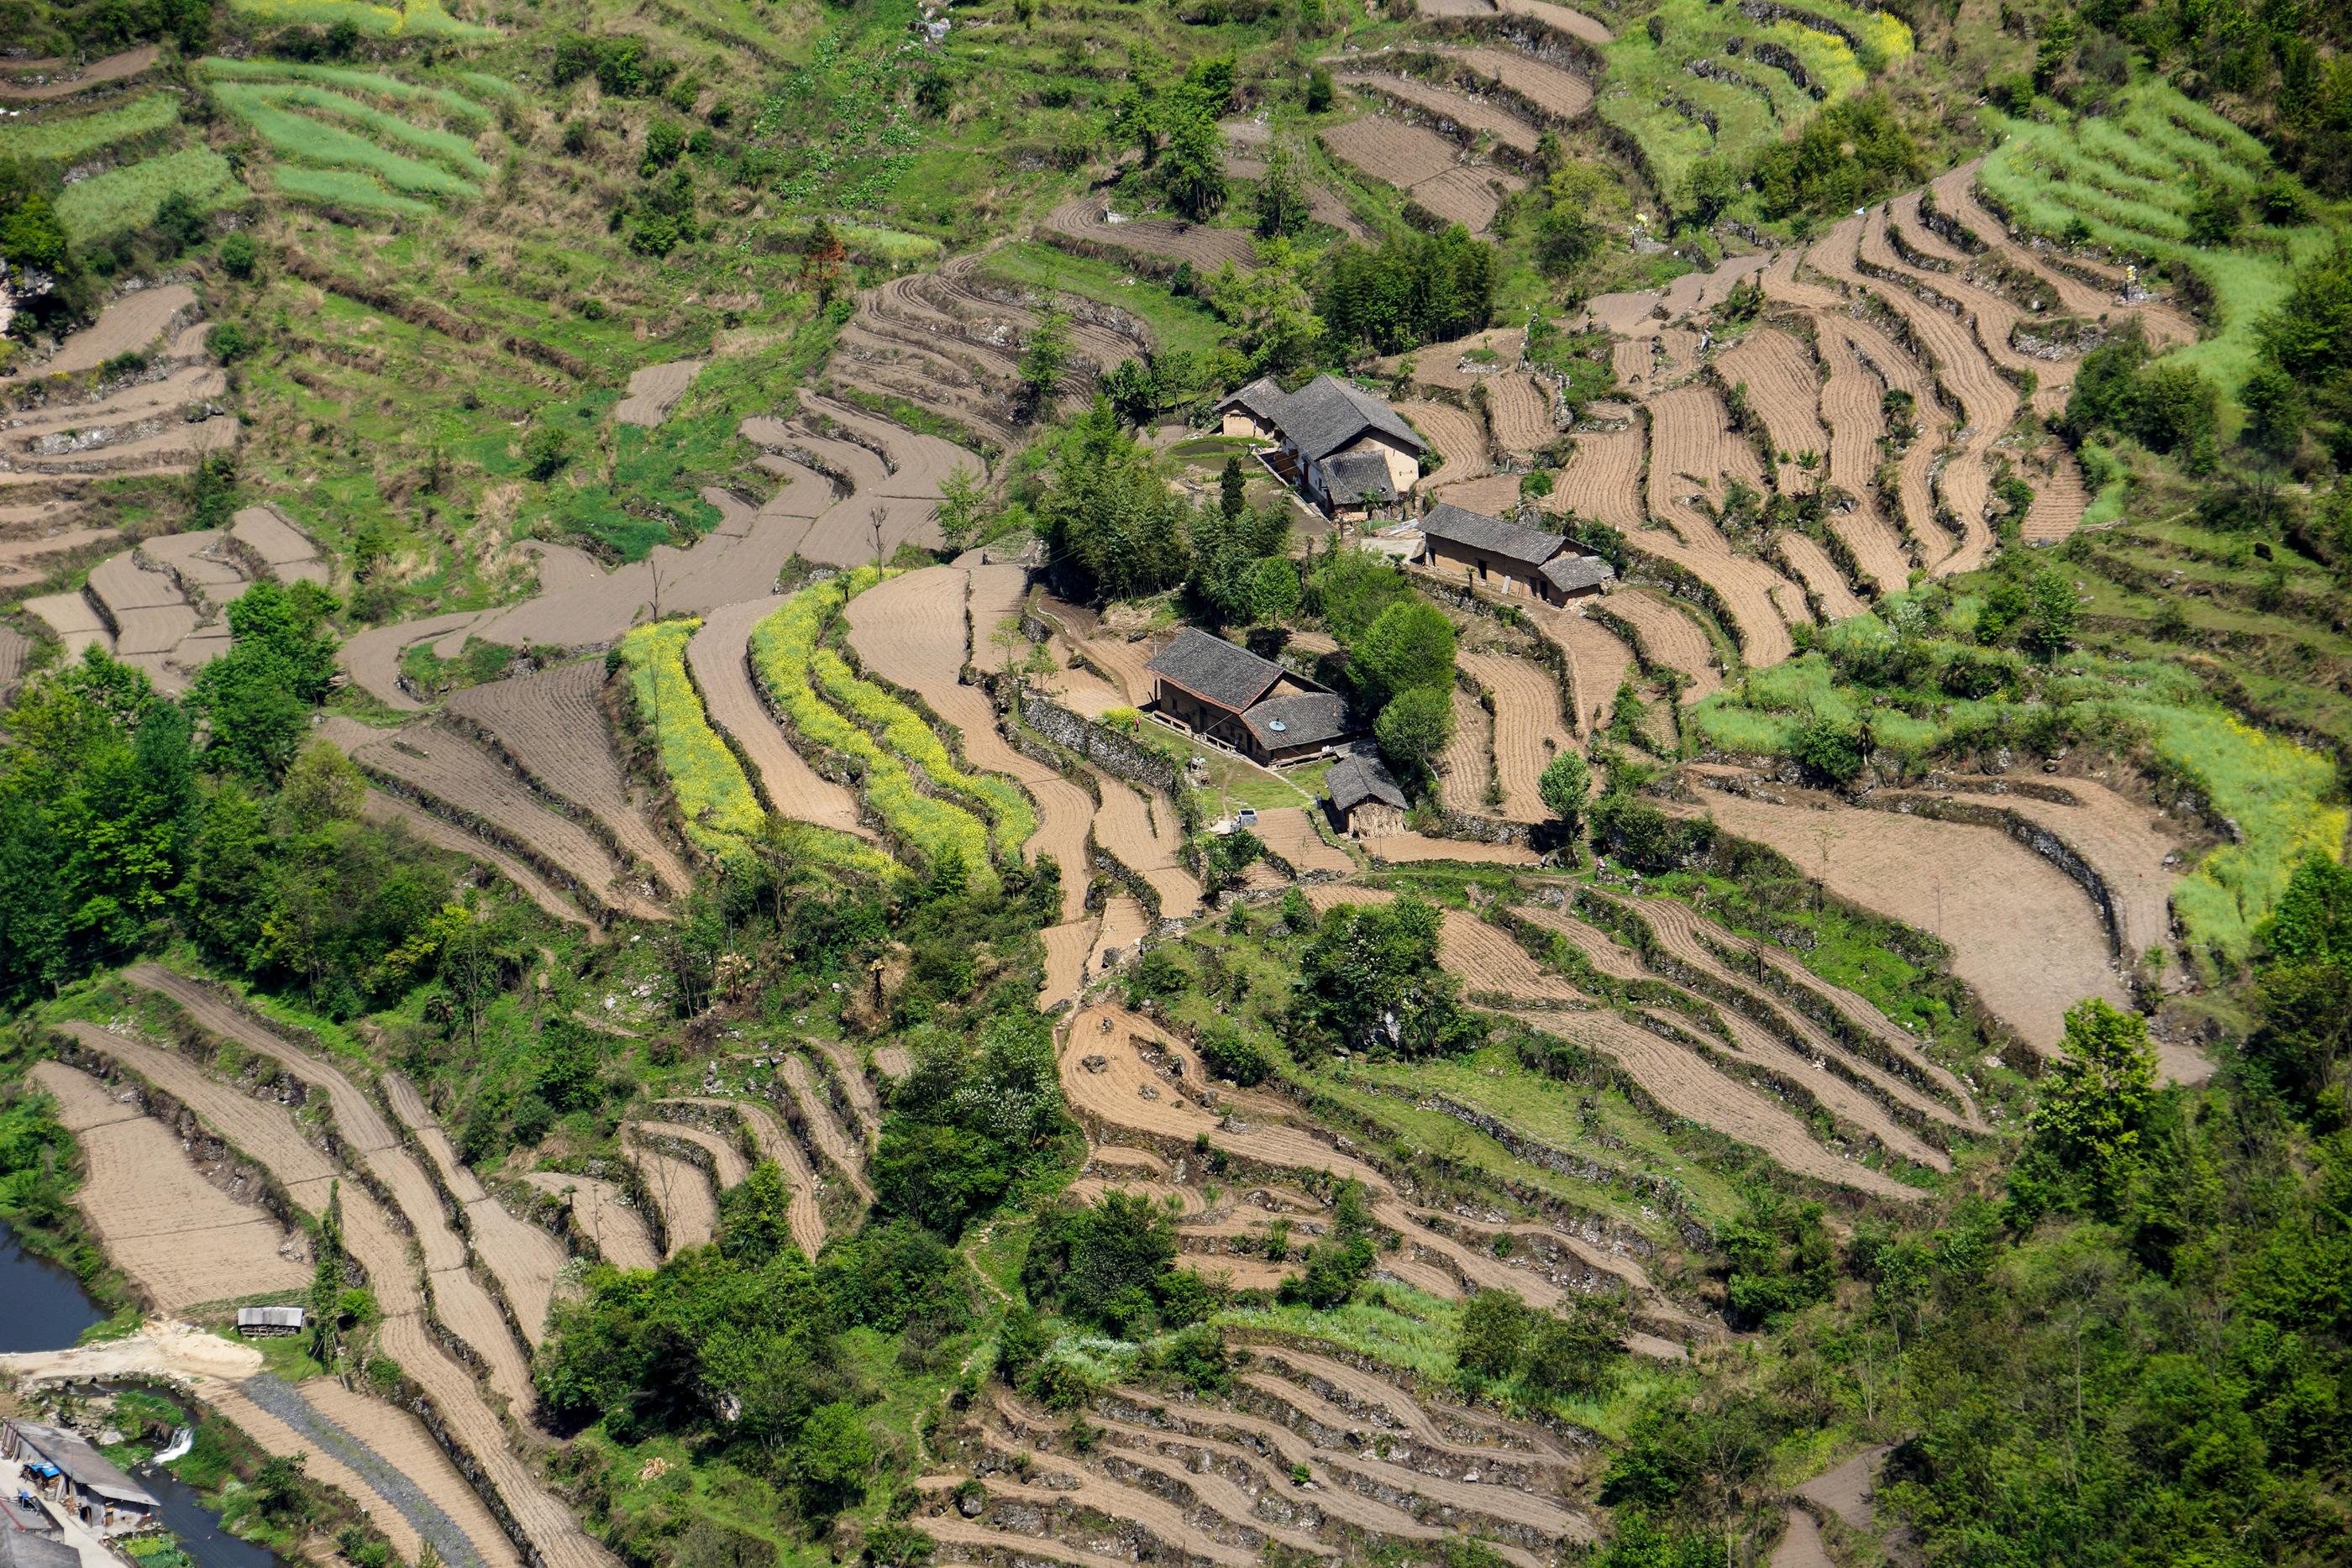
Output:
top-left (1146, 627), bottom-right (1284, 714)
top-left (1325, 449), bottom-right (1399, 505)
top-left (1215, 375), bottom-right (1288, 421)
top-left (1327, 753), bottom-right (1409, 812)
top-left (1273, 375), bottom-right (1427, 460)
top-left (0, 1533), bottom-right (78, 1568)
top-left (1420, 501), bottom-right (1566, 568)
top-left (4, 1421), bottom-right (155, 1508)
top-left (1541, 552), bottom-right (1618, 592)
top-left (1240, 693), bottom-right (1353, 751)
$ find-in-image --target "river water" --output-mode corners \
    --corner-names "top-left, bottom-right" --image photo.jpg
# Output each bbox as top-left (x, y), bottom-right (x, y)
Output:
top-left (0, 1219), bottom-right (106, 1352)
top-left (0, 1220), bottom-right (277, 1568)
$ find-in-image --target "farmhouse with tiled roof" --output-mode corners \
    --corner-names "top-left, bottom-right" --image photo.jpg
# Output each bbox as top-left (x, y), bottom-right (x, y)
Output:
top-left (1143, 627), bottom-right (1359, 766)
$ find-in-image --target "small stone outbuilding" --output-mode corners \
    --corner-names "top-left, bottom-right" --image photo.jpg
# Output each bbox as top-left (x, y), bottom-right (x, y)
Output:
top-left (1326, 754), bottom-right (1410, 839)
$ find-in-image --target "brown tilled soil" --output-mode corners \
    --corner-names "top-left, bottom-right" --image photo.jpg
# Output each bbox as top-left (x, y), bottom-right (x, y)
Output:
top-left (1455, 649), bottom-right (1570, 821)
top-left (1322, 113), bottom-right (1462, 188)
top-left (1715, 327), bottom-right (1830, 492)
top-left (1367, 833), bottom-right (1541, 866)
top-left (1253, 806), bottom-right (1356, 877)
top-left (1408, 163), bottom-right (1523, 233)
top-left (1043, 192), bottom-right (1263, 275)
top-left (354, 724), bottom-right (646, 917)
top-left (228, 504), bottom-right (327, 582)
top-left (1338, 71), bottom-right (1541, 154)
top-left (518, 1171), bottom-right (661, 1271)
top-left (668, 1098), bottom-right (827, 1258)
top-left (1504, 1009), bottom-right (1924, 1199)
top-left (1548, 421), bottom-right (1645, 532)
top-left (57, 1020), bottom-right (617, 1568)
top-left (0, 46), bottom-right (156, 99)
top-left (1907, 775), bottom-right (2181, 968)
top-left (1427, 44), bottom-right (1594, 119)
top-left (362, 789), bottom-right (594, 932)
top-left (339, 610), bottom-right (480, 711)
top-left (12, 282), bottom-right (192, 376)
top-left (30, 1061), bottom-right (310, 1309)
top-left (1436, 684), bottom-right (1494, 815)
top-left (1681, 779), bottom-right (2129, 1051)
top-left (816, 1041), bottom-right (885, 1132)
top-left (613, 359), bottom-right (703, 426)
top-left (292, 1378), bottom-right (531, 1568)
top-left (123, 965), bottom-right (538, 1404)
top-left (1770, 1508), bottom-right (1835, 1568)
top-left (1484, 372), bottom-right (1555, 451)
top-left (1776, 532), bottom-right (1868, 621)
top-left (1500, 0), bottom-right (1614, 45)
top-left (25, 590), bottom-right (113, 658)
top-left (1603, 587), bottom-right (1720, 700)
top-left (781, 1055), bottom-right (874, 1201)
top-left (1042, 917), bottom-right (1098, 1011)
top-left (1399, 400), bottom-right (1491, 480)
top-left (449, 660), bottom-right (690, 898)
top-left (1526, 601), bottom-right (1634, 735)
top-left (627, 1137), bottom-right (721, 1253)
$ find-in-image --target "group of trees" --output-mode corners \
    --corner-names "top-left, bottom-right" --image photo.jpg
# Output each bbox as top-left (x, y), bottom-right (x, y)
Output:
top-left (869, 1009), bottom-right (1074, 1238)
top-left (0, 588), bottom-right (485, 1016)
top-left (1110, 52), bottom-right (1238, 223)
top-left (2064, 321), bottom-right (2223, 469)
top-left (1290, 891), bottom-right (1483, 1058)
top-left (1305, 547), bottom-right (1460, 782)
top-left (1318, 226), bottom-right (1499, 356)
top-left (1455, 1285), bottom-right (1629, 1398)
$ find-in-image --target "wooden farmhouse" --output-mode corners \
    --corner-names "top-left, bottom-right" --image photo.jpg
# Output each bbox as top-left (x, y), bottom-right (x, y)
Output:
top-left (1417, 501), bottom-right (1618, 606)
top-left (1, 1421), bottom-right (159, 1535)
top-left (1326, 754), bottom-right (1410, 839)
top-left (1216, 375), bottom-right (1426, 522)
top-left (1143, 627), bottom-right (1357, 766)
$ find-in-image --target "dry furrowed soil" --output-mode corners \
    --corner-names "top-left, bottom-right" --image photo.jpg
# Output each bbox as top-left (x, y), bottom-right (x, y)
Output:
top-left (1367, 833), bottom-right (1541, 867)
top-left (1679, 777), bottom-right (2130, 1052)
top-left (292, 1378), bottom-right (531, 1568)
top-left (1436, 683), bottom-right (1495, 815)
top-left (1392, 395), bottom-right (1486, 475)
top-left (665, 1097), bottom-right (828, 1258)
top-left (1548, 420), bottom-right (1646, 532)
top-left (1427, 44), bottom-right (1594, 120)
top-left (56, 1020), bottom-right (620, 1568)
top-left (1484, 372), bottom-right (1556, 452)
top-left (1455, 649), bottom-right (1572, 821)
top-left (1529, 602), bottom-right (1635, 735)
top-left (780, 1055), bottom-right (874, 1203)
top-left (613, 359), bottom-right (703, 427)
top-left (1775, 532), bottom-right (1869, 621)
top-left (1714, 327), bottom-right (1830, 493)
top-left (626, 1136), bottom-right (722, 1254)
top-left (29, 1061), bottom-right (310, 1310)
top-left (1320, 113), bottom-right (1471, 199)
top-left (1601, 588), bottom-right (1720, 700)
top-left (1042, 191), bottom-right (1263, 275)
top-left (1338, 72), bottom-right (1541, 154)
top-left (517, 1171), bottom-right (661, 1272)
top-left (447, 661), bottom-right (690, 899)
top-left (352, 724), bottom-right (649, 920)
top-left (361, 789), bottom-right (595, 932)
top-left (1253, 806), bottom-right (1356, 878)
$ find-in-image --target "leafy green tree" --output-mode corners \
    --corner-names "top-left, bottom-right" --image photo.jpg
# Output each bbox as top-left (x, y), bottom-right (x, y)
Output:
top-left (1304, 66), bottom-right (1334, 113)
top-left (2031, 998), bottom-right (2160, 1202)
top-left (1293, 894), bottom-right (1483, 1057)
top-left (1018, 305), bottom-right (1074, 419)
top-left (1038, 399), bottom-right (1196, 602)
top-left (1522, 1293), bottom-right (1628, 1397)
top-left (1252, 144), bottom-right (1310, 239)
top-left (524, 425), bottom-right (572, 480)
top-left (2019, 564), bottom-right (2079, 662)
top-left (1457, 1287), bottom-right (1536, 1379)
top-left (1749, 93), bottom-right (1921, 220)
top-left (1350, 600), bottom-right (1456, 710)
top-left (937, 464), bottom-right (988, 551)
top-left (193, 581), bottom-right (343, 781)
top-left (1024, 1188), bottom-right (1179, 1329)
top-left (1537, 750), bottom-right (1589, 830)
top-left (1220, 456), bottom-right (1247, 519)
top-left (1374, 685), bottom-right (1453, 781)
top-left (1161, 106), bottom-right (1227, 221)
